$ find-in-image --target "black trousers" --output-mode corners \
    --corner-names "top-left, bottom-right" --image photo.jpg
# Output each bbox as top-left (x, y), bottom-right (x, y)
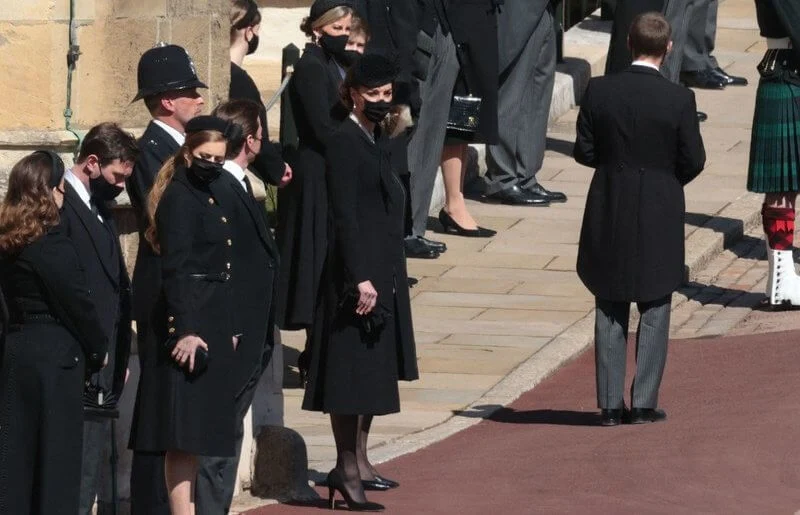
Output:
top-left (130, 451), bottom-right (169, 515)
top-left (0, 325), bottom-right (85, 515)
top-left (195, 366), bottom-right (262, 514)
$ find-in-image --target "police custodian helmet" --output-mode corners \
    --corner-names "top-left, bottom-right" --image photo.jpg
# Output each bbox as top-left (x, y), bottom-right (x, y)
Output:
top-left (132, 43), bottom-right (208, 102)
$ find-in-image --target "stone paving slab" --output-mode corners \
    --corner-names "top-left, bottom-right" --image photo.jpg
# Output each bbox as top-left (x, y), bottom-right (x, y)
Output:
top-left (233, 0), bottom-right (772, 510)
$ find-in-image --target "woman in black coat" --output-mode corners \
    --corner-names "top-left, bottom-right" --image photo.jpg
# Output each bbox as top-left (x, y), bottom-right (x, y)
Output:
top-left (302, 54), bottom-right (418, 512)
top-left (0, 151), bottom-right (108, 514)
top-left (129, 116), bottom-right (239, 512)
top-left (274, 0), bottom-right (354, 377)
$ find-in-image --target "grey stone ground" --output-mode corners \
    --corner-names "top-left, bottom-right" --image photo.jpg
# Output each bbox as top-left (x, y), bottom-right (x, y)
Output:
top-left (231, 0), bottom-right (772, 511)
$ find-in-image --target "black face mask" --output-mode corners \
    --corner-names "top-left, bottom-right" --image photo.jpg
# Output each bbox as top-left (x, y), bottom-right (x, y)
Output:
top-left (247, 33), bottom-right (260, 55)
top-left (362, 100), bottom-right (392, 123)
top-left (91, 177), bottom-right (125, 201)
top-left (319, 34), bottom-right (349, 61)
top-left (339, 50), bottom-right (361, 68)
top-left (189, 158), bottom-right (223, 183)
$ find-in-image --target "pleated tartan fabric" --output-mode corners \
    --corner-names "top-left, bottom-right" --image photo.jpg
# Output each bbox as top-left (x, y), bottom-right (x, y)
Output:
top-left (747, 79), bottom-right (800, 193)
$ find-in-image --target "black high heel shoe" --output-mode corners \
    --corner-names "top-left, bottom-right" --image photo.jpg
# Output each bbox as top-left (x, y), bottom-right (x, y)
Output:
top-left (439, 209), bottom-right (496, 238)
top-left (327, 469), bottom-right (385, 512)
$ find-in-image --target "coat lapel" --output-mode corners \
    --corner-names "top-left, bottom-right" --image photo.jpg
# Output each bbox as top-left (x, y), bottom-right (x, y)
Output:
top-left (64, 183), bottom-right (120, 286)
top-left (224, 173), bottom-right (278, 258)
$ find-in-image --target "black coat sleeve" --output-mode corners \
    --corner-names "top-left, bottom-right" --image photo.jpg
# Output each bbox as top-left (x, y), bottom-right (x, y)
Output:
top-left (114, 259), bottom-right (133, 395)
top-left (675, 90), bottom-right (706, 186)
top-left (157, 184), bottom-right (201, 340)
top-left (292, 57), bottom-right (340, 149)
top-left (230, 66), bottom-right (286, 186)
top-left (574, 82), bottom-right (597, 167)
top-left (326, 132), bottom-right (369, 285)
top-left (28, 232), bottom-right (109, 369)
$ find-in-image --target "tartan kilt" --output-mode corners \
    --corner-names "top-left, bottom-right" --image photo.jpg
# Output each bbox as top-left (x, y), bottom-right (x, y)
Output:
top-left (747, 77), bottom-right (800, 193)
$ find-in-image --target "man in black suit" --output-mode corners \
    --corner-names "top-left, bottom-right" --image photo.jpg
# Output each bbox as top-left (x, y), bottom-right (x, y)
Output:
top-left (193, 100), bottom-right (279, 514)
top-left (60, 123), bottom-right (138, 514)
top-left (574, 12), bottom-right (705, 427)
top-left (126, 44), bottom-right (205, 515)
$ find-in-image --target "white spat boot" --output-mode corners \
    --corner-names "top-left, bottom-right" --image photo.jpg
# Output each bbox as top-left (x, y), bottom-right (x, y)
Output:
top-left (766, 241), bottom-right (800, 306)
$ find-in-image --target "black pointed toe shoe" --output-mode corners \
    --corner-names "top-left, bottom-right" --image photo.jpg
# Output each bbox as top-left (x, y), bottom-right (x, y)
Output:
top-left (438, 209), bottom-right (496, 238)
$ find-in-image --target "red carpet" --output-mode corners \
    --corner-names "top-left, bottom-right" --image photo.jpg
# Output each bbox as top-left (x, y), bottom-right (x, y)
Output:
top-left (248, 330), bottom-right (800, 514)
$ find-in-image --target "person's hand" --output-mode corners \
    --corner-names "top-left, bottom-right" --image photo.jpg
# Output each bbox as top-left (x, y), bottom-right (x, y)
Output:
top-left (356, 280), bottom-right (378, 315)
top-left (279, 163), bottom-right (293, 188)
top-left (171, 334), bottom-right (209, 373)
top-left (232, 335), bottom-right (240, 350)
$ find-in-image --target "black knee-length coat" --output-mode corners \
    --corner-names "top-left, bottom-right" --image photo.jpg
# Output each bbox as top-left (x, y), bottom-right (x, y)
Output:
top-left (129, 167), bottom-right (238, 457)
top-left (302, 118), bottom-right (419, 415)
top-left (574, 67), bottom-right (706, 303)
top-left (275, 43), bottom-right (346, 330)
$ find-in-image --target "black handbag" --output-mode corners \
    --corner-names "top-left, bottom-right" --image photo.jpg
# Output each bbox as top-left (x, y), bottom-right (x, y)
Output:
top-left (442, 10), bottom-right (482, 134)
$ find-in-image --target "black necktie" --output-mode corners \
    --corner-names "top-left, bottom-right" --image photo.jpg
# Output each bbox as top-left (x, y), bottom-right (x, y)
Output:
top-left (242, 176), bottom-right (255, 200)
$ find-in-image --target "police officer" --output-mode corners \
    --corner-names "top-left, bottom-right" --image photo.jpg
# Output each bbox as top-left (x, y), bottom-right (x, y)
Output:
top-left (59, 123), bottom-right (138, 514)
top-left (126, 43), bottom-right (206, 515)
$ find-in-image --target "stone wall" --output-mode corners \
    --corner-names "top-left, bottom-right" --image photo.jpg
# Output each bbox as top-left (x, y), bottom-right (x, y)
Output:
top-left (0, 0), bottom-right (231, 189)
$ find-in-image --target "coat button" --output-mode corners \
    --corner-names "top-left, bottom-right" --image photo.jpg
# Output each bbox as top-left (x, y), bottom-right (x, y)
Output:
top-left (227, 239), bottom-right (232, 246)
top-left (74, 356), bottom-right (79, 362)
top-left (208, 197), bottom-right (214, 204)
top-left (169, 327), bottom-right (176, 334)
top-left (226, 262), bottom-right (231, 270)
top-left (221, 216), bottom-right (227, 223)
top-left (168, 316), bottom-right (174, 322)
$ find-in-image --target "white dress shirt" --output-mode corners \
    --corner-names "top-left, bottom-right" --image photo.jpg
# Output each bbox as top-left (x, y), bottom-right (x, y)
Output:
top-left (64, 168), bottom-right (103, 223)
top-left (153, 119), bottom-right (185, 146)
top-left (223, 160), bottom-right (249, 192)
top-left (631, 60), bottom-right (661, 72)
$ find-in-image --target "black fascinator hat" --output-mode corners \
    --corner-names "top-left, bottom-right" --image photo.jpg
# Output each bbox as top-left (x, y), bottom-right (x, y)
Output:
top-left (185, 115), bottom-right (242, 143)
top-left (310, 0), bottom-right (354, 23)
top-left (350, 52), bottom-right (400, 89)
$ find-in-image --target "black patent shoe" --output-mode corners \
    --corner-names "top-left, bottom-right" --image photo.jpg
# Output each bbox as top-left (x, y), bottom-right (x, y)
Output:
top-left (628, 408), bottom-right (667, 424)
top-left (418, 236), bottom-right (447, 253)
top-left (327, 469), bottom-right (385, 511)
top-left (484, 185), bottom-right (549, 206)
top-left (404, 237), bottom-right (440, 259)
top-left (710, 66), bottom-right (748, 86)
top-left (697, 111), bottom-right (708, 123)
top-left (528, 183), bottom-right (567, 203)
top-left (361, 479), bottom-right (392, 491)
top-left (438, 209), bottom-right (497, 238)
top-left (373, 476), bottom-right (399, 489)
top-left (680, 70), bottom-right (726, 89)
top-left (600, 409), bottom-right (623, 426)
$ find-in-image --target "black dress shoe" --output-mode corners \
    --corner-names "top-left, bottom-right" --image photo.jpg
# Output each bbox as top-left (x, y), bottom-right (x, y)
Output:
top-left (680, 70), bottom-right (726, 90)
top-left (600, 409), bottom-right (623, 426)
top-left (439, 209), bottom-right (497, 238)
top-left (362, 480), bottom-right (392, 492)
top-left (628, 408), bottom-right (667, 424)
top-left (710, 66), bottom-right (748, 86)
top-left (529, 183), bottom-right (567, 203)
top-left (407, 277), bottom-right (418, 288)
top-left (484, 185), bottom-right (549, 206)
top-left (697, 111), bottom-right (708, 122)
top-left (373, 475), bottom-right (399, 489)
top-left (404, 237), bottom-right (439, 259)
top-left (418, 236), bottom-right (446, 253)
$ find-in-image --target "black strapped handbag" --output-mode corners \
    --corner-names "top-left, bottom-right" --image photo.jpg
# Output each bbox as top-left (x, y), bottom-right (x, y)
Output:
top-left (443, 19), bottom-right (482, 134)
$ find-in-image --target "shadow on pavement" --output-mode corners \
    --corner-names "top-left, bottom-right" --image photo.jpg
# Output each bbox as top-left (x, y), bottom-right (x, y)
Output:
top-left (685, 212), bottom-right (763, 260)
top-left (488, 408), bottom-right (599, 426)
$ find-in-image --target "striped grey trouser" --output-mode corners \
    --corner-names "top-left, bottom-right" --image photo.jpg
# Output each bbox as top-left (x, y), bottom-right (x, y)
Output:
top-left (594, 295), bottom-right (671, 410)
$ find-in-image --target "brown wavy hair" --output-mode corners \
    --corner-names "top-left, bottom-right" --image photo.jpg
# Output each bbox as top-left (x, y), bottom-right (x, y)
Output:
top-left (0, 152), bottom-right (61, 254)
top-left (145, 130), bottom-right (228, 253)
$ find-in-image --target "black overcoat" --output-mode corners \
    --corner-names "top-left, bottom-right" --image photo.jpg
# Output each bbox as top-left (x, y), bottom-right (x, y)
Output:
top-left (129, 167), bottom-right (238, 458)
top-left (605, 0), bottom-right (665, 75)
top-left (275, 43), bottom-right (344, 330)
top-left (61, 183), bottom-right (132, 400)
top-left (126, 121), bottom-right (180, 367)
top-left (441, 0), bottom-right (500, 143)
top-left (574, 66), bottom-right (706, 302)
top-left (230, 62), bottom-right (286, 186)
top-left (303, 119), bottom-right (418, 415)
top-left (215, 170), bottom-right (279, 396)
top-left (0, 227), bottom-right (109, 513)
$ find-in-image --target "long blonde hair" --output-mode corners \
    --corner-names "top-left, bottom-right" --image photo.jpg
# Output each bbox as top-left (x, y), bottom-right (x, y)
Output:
top-left (300, 6), bottom-right (353, 41)
top-left (145, 130), bottom-right (227, 253)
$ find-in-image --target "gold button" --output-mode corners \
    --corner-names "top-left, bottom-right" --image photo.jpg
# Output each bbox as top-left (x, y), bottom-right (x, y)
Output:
top-left (226, 262), bottom-right (231, 270)
top-left (168, 327), bottom-right (176, 334)
top-left (208, 197), bottom-right (214, 204)
top-left (221, 216), bottom-right (227, 223)
top-left (168, 316), bottom-right (174, 322)
top-left (227, 239), bottom-right (232, 246)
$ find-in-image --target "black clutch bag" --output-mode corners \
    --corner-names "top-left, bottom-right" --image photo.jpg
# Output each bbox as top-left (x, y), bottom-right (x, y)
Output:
top-left (338, 287), bottom-right (393, 337)
top-left (447, 95), bottom-right (482, 134)
top-left (164, 337), bottom-right (210, 376)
